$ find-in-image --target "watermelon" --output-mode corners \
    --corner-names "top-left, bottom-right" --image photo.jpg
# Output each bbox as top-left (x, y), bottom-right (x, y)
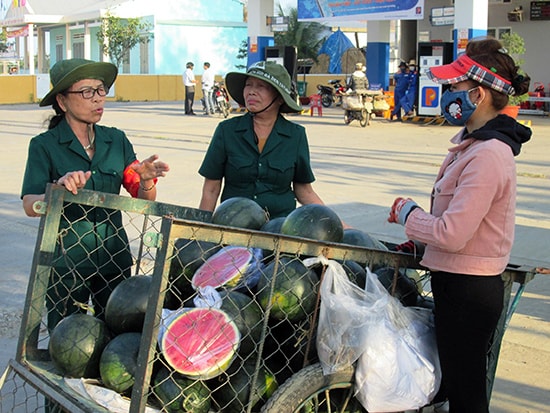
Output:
top-left (218, 290), bottom-right (263, 354)
top-left (212, 197), bottom-right (268, 229)
top-left (375, 266), bottom-right (421, 307)
top-left (191, 246), bottom-right (260, 290)
top-left (341, 228), bottom-right (389, 251)
top-left (212, 360), bottom-right (278, 413)
top-left (260, 216), bottom-right (286, 234)
top-left (99, 332), bottom-right (141, 394)
top-left (105, 275), bottom-right (152, 334)
top-left (255, 255), bottom-right (319, 322)
top-left (160, 307), bottom-right (240, 379)
top-left (152, 365), bottom-right (211, 413)
top-left (340, 259), bottom-right (367, 289)
top-left (48, 313), bottom-right (110, 378)
top-left (167, 238), bottom-right (222, 308)
top-left (264, 318), bottom-right (317, 383)
top-left (281, 204), bottom-right (344, 243)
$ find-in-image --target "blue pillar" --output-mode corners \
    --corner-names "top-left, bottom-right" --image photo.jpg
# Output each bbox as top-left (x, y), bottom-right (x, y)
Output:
top-left (453, 0), bottom-right (488, 58)
top-left (366, 21), bottom-right (390, 90)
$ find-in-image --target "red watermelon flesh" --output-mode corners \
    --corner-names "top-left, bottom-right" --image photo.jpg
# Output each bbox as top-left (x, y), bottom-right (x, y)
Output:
top-left (161, 308), bottom-right (240, 380)
top-left (192, 246), bottom-right (256, 289)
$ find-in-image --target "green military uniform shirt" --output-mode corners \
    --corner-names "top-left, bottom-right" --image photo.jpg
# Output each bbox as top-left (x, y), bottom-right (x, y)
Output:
top-left (21, 118), bottom-right (137, 272)
top-left (199, 113), bottom-right (316, 218)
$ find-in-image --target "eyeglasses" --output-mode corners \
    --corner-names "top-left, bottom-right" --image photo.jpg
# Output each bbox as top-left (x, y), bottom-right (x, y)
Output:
top-left (65, 86), bottom-right (109, 99)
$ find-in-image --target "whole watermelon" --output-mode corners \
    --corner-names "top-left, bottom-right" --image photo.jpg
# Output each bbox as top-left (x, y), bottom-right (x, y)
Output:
top-left (341, 228), bottom-right (389, 251)
top-left (375, 266), bottom-right (420, 307)
top-left (152, 365), bottom-right (211, 413)
top-left (212, 359), bottom-right (278, 413)
top-left (212, 197), bottom-right (268, 229)
top-left (105, 275), bottom-right (151, 334)
top-left (48, 313), bottom-right (110, 378)
top-left (99, 332), bottom-right (142, 394)
top-left (218, 290), bottom-right (263, 354)
top-left (281, 204), bottom-right (344, 242)
top-left (255, 255), bottom-right (319, 322)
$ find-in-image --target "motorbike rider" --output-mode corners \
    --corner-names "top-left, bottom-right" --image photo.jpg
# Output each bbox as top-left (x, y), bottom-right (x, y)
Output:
top-left (348, 62), bottom-right (369, 93)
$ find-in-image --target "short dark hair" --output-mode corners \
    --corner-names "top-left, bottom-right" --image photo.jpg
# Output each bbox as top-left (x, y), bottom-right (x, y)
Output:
top-left (203, 62), bottom-right (210, 67)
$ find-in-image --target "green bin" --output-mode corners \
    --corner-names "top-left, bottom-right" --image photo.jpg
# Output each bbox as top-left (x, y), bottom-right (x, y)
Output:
top-left (297, 81), bottom-right (308, 97)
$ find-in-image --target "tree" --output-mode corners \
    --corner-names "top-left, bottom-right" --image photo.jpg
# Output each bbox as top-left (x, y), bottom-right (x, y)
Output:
top-left (96, 13), bottom-right (153, 69)
top-left (235, 39), bottom-right (248, 70)
top-left (273, 6), bottom-right (330, 62)
top-left (0, 28), bottom-right (8, 53)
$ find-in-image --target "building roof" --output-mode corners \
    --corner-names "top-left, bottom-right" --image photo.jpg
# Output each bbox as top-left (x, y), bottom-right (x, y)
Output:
top-left (0, 0), bottom-right (130, 28)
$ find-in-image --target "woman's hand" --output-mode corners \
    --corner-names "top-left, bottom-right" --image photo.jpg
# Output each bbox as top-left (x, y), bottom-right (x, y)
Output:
top-left (56, 170), bottom-right (92, 195)
top-left (130, 154), bottom-right (170, 181)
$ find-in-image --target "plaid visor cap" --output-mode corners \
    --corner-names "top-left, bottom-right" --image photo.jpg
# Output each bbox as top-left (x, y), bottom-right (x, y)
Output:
top-left (427, 53), bottom-right (516, 96)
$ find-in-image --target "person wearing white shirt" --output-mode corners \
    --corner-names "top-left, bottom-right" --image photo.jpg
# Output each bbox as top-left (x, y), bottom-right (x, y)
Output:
top-left (183, 62), bottom-right (196, 115)
top-left (202, 62), bottom-right (215, 115)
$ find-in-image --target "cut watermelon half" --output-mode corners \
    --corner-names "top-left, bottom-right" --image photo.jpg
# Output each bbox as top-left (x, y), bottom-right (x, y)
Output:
top-left (191, 246), bottom-right (258, 289)
top-left (160, 307), bottom-right (240, 379)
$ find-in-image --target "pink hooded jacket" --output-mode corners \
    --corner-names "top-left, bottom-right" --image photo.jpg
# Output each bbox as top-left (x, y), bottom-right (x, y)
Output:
top-left (404, 116), bottom-right (530, 275)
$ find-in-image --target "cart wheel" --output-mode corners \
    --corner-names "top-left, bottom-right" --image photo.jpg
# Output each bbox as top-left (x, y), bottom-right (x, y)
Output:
top-left (360, 109), bottom-right (369, 127)
top-left (261, 363), bottom-right (365, 412)
top-left (344, 111), bottom-right (351, 125)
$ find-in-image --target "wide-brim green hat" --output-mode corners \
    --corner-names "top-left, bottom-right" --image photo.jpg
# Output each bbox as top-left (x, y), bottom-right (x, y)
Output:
top-left (39, 59), bottom-right (118, 107)
top-left (225, 61), bottom-right (302, 113)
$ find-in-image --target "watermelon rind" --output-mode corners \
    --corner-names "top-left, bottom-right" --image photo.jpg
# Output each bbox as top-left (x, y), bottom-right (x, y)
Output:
top-left (160, 308), bottom-right (240, 380)
top-left (99, 332), bottom-right (142, 394)
top-left (152, 365), bottom-right (211, 413)
top-left (48, 313), bottom-right (110, 378)
top-left (191, 246), bottom-right (256, 290)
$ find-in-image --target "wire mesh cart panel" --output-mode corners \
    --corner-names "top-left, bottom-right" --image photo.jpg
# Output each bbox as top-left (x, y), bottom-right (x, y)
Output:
top-left (0, 186), bottom-right (537, 413)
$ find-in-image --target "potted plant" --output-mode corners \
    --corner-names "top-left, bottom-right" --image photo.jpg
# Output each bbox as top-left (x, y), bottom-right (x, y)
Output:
top-left (500, 32), bottom-right (528, 117)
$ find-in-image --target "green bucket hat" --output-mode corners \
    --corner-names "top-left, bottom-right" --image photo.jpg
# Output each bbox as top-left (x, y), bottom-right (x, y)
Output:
top-left (39, 58), bottom-right (118, 107)
top-left (225, 61), bottom-right (302, 113)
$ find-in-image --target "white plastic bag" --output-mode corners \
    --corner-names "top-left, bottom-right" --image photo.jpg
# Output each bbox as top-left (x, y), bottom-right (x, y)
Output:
top-left (314, 256), bottom-right (389, 375)
top-left (354, 268), bottom-right (441, 412)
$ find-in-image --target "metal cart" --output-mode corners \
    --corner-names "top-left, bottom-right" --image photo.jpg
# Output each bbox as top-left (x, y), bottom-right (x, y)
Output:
top-left (0, 186), bottom-right (541, 413)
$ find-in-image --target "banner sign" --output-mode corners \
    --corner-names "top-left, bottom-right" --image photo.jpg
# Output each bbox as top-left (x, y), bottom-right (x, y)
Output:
top-left (298, 0), bottom-right (424, 21)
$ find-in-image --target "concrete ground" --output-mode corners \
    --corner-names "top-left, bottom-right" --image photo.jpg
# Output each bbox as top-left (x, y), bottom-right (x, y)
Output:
top-left (0, 102), bottom-right (549, 412)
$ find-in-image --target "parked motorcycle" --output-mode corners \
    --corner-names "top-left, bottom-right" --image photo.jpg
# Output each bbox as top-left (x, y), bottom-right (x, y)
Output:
top-left (201, 81), bottom-right (231, 118)
top-left (317, 79), bottom-right (346, 107)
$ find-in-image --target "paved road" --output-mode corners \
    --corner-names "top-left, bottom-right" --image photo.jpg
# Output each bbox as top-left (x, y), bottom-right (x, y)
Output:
top-left (1, 102), bottom-right (549, 412)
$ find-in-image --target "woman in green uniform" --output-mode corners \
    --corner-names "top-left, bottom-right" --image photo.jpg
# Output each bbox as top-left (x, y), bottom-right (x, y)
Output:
top-left (198, 60), bottom-right (325, 218)
top-left (21, 58), bottom-right (170, 331)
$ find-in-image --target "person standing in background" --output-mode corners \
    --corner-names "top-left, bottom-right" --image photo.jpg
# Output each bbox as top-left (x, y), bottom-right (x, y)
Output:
top-left (183, 61), bottom-right (196, 115)
top-left (201, 62), bottom-right (215, 115)
top-left (391, 61), bottom-right (412, 121)
top-left (401, 59), bottom-right (418, 116)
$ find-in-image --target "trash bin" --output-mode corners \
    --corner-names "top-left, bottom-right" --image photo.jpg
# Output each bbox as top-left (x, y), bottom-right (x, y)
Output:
top-left (297, 81), bottom-right (308, 97)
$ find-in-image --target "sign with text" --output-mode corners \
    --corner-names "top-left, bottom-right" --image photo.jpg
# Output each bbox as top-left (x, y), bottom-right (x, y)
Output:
top-left (298, 0), bottom-right (424, 22)
top-left (530, 1), bottom-right (550, 20)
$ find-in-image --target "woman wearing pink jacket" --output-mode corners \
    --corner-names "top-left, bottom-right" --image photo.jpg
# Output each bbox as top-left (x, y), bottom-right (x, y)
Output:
top-left (388, 38), bottom-right (532, 413)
